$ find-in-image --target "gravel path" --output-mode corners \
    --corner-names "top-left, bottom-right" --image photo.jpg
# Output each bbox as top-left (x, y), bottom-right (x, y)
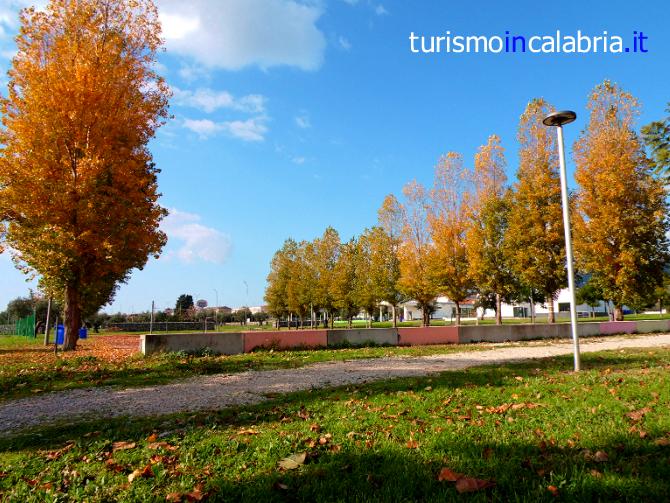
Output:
top-left (2, 334), bottom-right (670, 434)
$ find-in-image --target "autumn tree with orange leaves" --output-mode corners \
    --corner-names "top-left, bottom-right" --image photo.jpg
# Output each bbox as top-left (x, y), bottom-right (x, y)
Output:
top-left (505, 99), bottom-right (567, 323)
top-left (465, 135), bottom-right (517, 324)
top-left (428, 152), bottom-right (474, 326)
top-left (0, 0), bottom-right (170, 350)
top-left (573, 81), bottom-right (669, 321)
top-left (395, 183), bottom-right (439, 326)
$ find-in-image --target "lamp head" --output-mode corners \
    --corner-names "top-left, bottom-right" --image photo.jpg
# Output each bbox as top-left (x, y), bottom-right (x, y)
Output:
top-left (542, 110), bottom-right (577, 127)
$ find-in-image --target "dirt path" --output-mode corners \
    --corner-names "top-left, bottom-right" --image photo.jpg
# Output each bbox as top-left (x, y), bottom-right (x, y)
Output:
top-left (2, 334), bottom-right (670, 434)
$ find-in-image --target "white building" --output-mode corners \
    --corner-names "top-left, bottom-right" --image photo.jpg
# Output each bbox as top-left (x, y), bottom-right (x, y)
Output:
top-left (396, 288), bottom-right (610, 322)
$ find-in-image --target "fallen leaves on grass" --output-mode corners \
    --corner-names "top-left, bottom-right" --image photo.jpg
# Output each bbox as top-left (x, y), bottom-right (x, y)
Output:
top-left (437, 468), bottom-right (463, 482)
top-left (112, 441), bottom-right (136, 452)
top-left (593, 451), bottom-right (609, 462)
top-left (147, 442), bottom-right (178, 451)
top-left (165, 486), bottom-right (207, 502)
top-left (128, 464), bottom-right (153, 482)
top-left (278, 452), bottom-right (307, 470)
top-left (44, 442), bottom-right (75, 461)
top-left (455, 477), bottom-right (496, 493)
top-left (237, 428), bottom-right (260, 436)
top-left (625, 407), bottom-right (651, 422)
top-left (547, 485), bottom-right (559, 496)
top-left (438, 466), bottom-right (495, 493)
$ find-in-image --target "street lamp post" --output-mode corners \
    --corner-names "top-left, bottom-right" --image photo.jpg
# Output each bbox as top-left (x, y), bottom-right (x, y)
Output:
top-left (542, 110), bottom-right (581, 372)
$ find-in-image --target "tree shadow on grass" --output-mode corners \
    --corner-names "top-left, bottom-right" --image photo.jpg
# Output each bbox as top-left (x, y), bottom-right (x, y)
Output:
top-left (204, 435), bottom-right (670, 502)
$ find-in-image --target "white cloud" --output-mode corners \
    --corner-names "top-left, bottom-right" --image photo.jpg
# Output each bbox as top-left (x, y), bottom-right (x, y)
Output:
top-left (295, 113), bottom-right (311, 129)
top-left (173, 87), bottom-right (266, 114)
top-left (222, 117), bottom-right (268, 142)
top-left (338, 36), bottom-right (352, 51)
top-left (183, 116), bottom-right (268, 142)
top-left (375, 4), bottom-right (388, 15)
top-left (161, 209), bottom-right (232, 265)
top-left (183, 118), bottom-right (221, 138)
top-left (292, 156), bottom-right (306, 165)
top-left (177, 63), bottom-right (211, 83)
top-left (158, 0), bottom-right (326, 71)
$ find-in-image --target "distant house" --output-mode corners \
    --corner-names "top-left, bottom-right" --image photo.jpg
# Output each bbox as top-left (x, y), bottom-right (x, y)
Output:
top-left (394, 288), bottom-right (611, 322)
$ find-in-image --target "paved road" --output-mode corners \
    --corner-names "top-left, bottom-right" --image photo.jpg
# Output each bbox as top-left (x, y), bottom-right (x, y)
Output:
top-left (2, 334), bottom-right (669, 434)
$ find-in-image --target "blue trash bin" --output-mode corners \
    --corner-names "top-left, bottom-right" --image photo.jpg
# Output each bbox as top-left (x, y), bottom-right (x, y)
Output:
top-left (56, 324), bottom-right (65, 345)
top-left (79, 327), bottom-right (88, 340)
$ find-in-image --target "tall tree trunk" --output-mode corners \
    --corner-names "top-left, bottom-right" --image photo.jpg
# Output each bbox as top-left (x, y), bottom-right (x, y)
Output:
top-left (614, 305), bottom-right (624, 321)
top-left (63, 284), bottom-right (81, 351)
top-left (495, 293), bottom-right (502, 325)
top-left (329, 311), bottom-right (334, 329)
top-left (547, 296), bottom-right (555, 324)
top-left (455, 302), bottom-right (461, 326)
top-left (348, 317), bottom-right (352, 329)
top-left (392, 305), bottom-right (397, 328)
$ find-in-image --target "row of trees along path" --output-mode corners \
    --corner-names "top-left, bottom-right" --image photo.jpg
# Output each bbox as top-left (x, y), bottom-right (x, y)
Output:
top-left (265, 85), bottom-right (669, 327)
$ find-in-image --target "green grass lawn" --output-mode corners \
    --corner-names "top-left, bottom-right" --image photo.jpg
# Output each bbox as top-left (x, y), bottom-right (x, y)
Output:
top-left (0, 348), bottom-right (668, 501)
top-left (0, 335), bottom-right (42, 346)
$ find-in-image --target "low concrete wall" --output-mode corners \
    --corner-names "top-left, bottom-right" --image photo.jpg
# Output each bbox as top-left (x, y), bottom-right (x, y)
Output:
top-left (397, 326), bottom-right (458, 346)
top-left (635, 320), bottom-right (670, 334)
top-left (141, 332), bottom-right (244, 355)
top-left (458, 323), bottom-right (573, 343)
top-left (140, 319), bottom-right (669, 355)
top-left (577, 322), bottom-right (602, 337)
top-left (327, 328), bottom-right (398, 347)
top-left (459, 325), bottom-right (512, 343)
top-left (243, 330), bottom-right (328, 352)
top-left (600, 321), bottom-right (637, 335)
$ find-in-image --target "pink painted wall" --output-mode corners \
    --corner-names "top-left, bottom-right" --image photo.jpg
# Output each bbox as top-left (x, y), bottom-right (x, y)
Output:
top-left (397, 326), bottom-right (458, 346)
top-left (243, 330), bottom-right (328, 352)
top-left (599, 321), bottom-right (637, 335)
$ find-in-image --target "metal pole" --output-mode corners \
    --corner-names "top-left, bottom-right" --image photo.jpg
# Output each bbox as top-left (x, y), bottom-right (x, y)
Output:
top-left (44, 297), bottom-right (52, 346)
top-left (150, 300), bottom-right (154, 334)
top-left (556, 125), bottom-right (581, 371)
top-left (213, 289), bottom-right (219, 330)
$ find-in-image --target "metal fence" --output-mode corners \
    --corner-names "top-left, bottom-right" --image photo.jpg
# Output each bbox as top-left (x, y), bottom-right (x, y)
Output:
top-left (0, 324), bottom-right (15, 336)
top-left (15, 314), bottom-right (36, 337)
top-left (104, 321), bottom-right (216, 333)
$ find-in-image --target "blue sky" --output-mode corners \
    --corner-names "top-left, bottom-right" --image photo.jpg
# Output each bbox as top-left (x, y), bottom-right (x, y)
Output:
top-left (1, 0), bottom-right (669, 313)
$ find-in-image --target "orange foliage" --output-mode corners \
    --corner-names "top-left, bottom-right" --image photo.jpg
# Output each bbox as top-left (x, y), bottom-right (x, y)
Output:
top-left (573, 80), bottom-right (669, 319)
top-left (0, 0), bottom-right (170, 349)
